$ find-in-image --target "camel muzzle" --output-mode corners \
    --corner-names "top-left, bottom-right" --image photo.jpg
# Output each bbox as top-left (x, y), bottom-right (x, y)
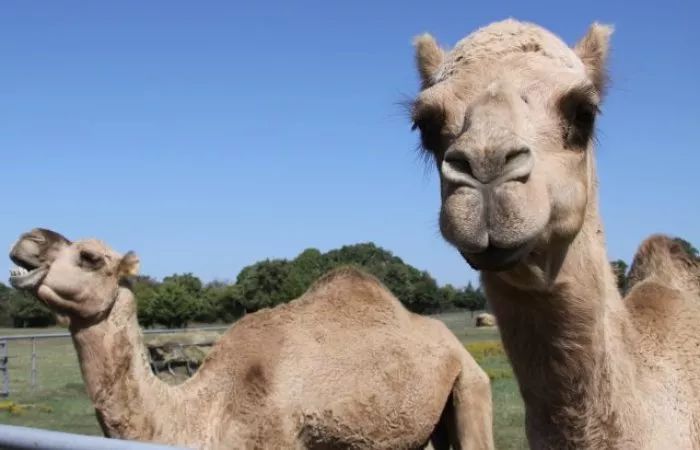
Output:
top-left (8, 228), bottom-right (70, 290)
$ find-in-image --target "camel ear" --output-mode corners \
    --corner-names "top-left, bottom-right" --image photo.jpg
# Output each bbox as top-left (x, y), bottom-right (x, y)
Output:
top-left (118, 251), bottom-right (140, 278)
top-left (574, 22), bottom-right (614, 96)
top-left (414, 33), bottom-right (445, 88)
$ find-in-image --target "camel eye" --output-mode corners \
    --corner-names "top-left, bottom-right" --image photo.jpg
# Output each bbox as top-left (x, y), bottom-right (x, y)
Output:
top-left (560, 91), bottom-right (599, 150)
top-left (412, 106), bottom-right (446, 153)
top-left (79, 250), bottom-right (105, 270)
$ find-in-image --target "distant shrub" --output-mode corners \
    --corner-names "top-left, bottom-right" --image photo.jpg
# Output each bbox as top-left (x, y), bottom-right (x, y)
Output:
top-left (485, 368), bottom-right (513, 380)
top-left (466, 341), bottom-right (513, 380)
top-left (0, 401), bottom-right (26, 416)
top-left (466, 341), bottom-right (505, 362)
top-left (0, 400), bottom-right (52, 415)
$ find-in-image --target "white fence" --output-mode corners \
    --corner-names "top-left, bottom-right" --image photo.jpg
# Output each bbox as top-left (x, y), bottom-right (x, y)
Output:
top-left (0, 327), bottom-right (228, 449)
top-left (0, 325), bottom-right (229, 397)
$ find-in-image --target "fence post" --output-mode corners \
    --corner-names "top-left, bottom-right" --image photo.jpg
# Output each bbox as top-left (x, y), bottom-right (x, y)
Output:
top-left (0, 339), bottom-right (8, 397)
top-left (31, 337), bottom-right (37, 390)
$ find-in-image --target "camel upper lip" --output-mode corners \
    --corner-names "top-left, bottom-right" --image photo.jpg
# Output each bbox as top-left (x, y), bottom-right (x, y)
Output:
top-left (9, 240), bottom-right (46, 290)
top-left (10, 252), bottom-right (39, 271)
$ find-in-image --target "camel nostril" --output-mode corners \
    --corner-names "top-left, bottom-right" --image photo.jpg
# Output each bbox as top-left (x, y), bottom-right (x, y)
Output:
top-left (502, 146), bottom-right (533, 184)
top-left (444, 154), bottom-right (474, 178)
top-left (511, 174), bottom-right (530, 184)
top-left (504, 147), bottom-right (531, 166)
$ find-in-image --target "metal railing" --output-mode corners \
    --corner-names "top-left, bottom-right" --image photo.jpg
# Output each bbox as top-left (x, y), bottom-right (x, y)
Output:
top-left (0, 327), bottom-right (228, 448)
top-left (0, 325), bottom-right (229, 397)
top-left (0, 324), bottom-right (230, 341)
top-left (0, 340), bottom-right (7, 396)
top-left (0, 424), bottom-right (190, 450)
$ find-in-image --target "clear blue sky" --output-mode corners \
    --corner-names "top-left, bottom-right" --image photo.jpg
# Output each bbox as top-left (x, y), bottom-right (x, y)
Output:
top-left (2, 1), bottom-right (697, 287)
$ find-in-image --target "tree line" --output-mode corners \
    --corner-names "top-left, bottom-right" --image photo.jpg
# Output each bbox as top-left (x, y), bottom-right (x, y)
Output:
top-left (2, 238), bottom-right (696, 329)
top-left (131, 243), bottom-right (489, 328)
top-left (0, 242), bottom-right (487, 328)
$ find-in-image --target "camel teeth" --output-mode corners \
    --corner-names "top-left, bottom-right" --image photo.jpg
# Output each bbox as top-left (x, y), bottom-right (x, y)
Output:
top-left (9, 266), bottom-right (29, 277)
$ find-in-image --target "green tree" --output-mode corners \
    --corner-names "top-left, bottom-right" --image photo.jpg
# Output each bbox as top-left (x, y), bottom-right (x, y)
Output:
top-left (5, 288), bottom-right (55, 327)
top-left (162, 273), bottom-right (202, 294)
top-left (452, 282), bottom-right (487, 317)
top-left (472, 287), bottom-right (487, 312)
top-left (284, 248), bottom-right (327, 298)
top-left (0, 283), bottom-right (13, 326)
top-left (130, 275), bottom-right (160, 327)
top-left (192, 281), bottom-right (231, 323)
top-left (228, 242), bottom-right (489, 316)
top-left (382, 263), bottom-right (413, 307)
top-left (610, 260), bottom-right (628, 293)
top-left (674, 238), bottom-right (699, 258)
top-left (322, 243), bottom-right (443, 313)
top-left (204, 282), bottom-right (246, 322)
top-left (407, 271), bottom-right (442, 313)
top-left (236, 259), bottom-right (295, 312)
top-left (149, 273), bottom-right (202, 328)
top-left (438, 284), bottom-right (460, 311)
top-left (0, 282), bottom-right (57, 328)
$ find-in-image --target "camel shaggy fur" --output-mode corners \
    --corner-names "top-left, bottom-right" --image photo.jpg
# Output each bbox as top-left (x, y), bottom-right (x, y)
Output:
top-left (411, 19), bottom-right (700, 449)
top-left (9, 228), bottom-right (493, 450)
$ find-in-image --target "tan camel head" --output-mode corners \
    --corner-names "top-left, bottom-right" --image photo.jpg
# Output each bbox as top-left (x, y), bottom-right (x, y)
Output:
top-left (9, 228), bottom-right (139, 321)
top-left (411, 19), bottom-right (612, 270)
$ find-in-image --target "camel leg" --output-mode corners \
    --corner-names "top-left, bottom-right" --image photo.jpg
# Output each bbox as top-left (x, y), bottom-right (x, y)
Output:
top-left (450, 356), bottom-right (494, 450)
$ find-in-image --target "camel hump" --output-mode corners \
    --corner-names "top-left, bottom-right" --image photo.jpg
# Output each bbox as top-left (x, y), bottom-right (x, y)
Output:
top-left (627, 234), bottom-right (700, 295)
top-left (308, 266), bottom-right (383, 289)
top-left (302, 266), bottom-right (403, 312)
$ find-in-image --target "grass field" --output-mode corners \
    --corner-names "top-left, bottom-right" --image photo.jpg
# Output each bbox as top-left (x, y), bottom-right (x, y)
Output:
top-left (0, 313), bottom-right (526, 449)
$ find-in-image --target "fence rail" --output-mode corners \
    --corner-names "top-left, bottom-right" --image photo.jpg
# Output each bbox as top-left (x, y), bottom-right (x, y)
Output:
top-left (0, 340), bottom-right (7, 396)
top-left (0, 424), bottom-right (190, 450)
top-left (0, 325), bottom-right (230, 397)
top-left (0, 324), bottom-right (231, 341)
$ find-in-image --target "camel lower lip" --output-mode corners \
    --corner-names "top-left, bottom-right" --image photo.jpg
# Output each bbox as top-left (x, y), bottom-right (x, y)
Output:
top-left (9, 266), bottom-right (47, 290)
top-left (459, 242), bottom-right (532, 271)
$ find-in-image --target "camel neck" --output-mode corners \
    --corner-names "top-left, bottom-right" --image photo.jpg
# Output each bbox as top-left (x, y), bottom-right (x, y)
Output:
top-left (483, 207), bottom-right (636, 448)
top-left (69, 288), bottom-right (178, 440)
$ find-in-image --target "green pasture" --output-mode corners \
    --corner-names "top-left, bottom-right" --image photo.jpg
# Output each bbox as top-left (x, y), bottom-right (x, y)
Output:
top-left (0, 313), bottom-right (526, 449)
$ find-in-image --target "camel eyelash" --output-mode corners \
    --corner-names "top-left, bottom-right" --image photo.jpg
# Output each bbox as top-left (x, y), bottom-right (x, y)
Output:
top-left (559, 89), bottom-right (600, 150)
top-left (79, 250), bottom-right (105, 269)
top-left (411, 106), bottom-right (447, 153)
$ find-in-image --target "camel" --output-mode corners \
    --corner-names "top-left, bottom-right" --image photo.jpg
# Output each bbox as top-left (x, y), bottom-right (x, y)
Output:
top-left (8, 228), bottom-right (493, 450)
top-left (410, 19), bottom-right (700, 449)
